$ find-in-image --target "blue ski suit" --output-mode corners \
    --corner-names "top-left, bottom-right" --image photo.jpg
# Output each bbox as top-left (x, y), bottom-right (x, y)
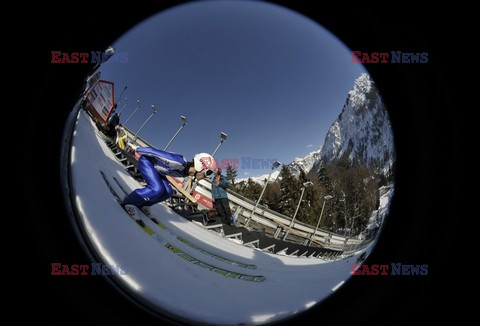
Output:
top-left (122, 147), bottom-right (188, 207)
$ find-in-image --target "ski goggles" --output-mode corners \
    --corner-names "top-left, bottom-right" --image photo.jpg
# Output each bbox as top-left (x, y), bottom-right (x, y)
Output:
top-left (204, 169), bottom-right (215, 178)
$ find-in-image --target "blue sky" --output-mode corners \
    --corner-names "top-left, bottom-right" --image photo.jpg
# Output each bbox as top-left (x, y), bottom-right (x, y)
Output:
top-left (99, 0), bottom-right (366, 177)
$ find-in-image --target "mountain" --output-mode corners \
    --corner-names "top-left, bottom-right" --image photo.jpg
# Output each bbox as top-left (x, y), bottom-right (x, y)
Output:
top-left (292, 73), bottom-right (394, 177)
top-left (241, 73), bottom-right (395, 185)
top-left (237, 171), bottom-right (281, 185)
top-left (314, 73), bottom-right (395, 175)
top-left (289, 147), bottom-right (322, 177)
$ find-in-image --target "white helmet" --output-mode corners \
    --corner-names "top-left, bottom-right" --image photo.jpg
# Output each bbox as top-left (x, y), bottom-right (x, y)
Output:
top-left (193, 153), bottom-right (215, 177)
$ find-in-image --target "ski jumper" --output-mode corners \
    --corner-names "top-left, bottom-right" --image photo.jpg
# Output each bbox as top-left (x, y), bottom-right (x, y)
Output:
top-left (122, 147), bottom-right (188, 207)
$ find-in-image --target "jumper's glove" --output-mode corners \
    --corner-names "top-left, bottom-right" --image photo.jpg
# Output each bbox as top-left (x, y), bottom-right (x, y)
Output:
top-left (128, 143), bottom-right (139, 152)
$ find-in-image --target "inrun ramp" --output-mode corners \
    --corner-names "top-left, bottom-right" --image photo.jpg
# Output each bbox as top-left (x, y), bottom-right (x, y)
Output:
top-left (63, 105), bottom-right (375, 325)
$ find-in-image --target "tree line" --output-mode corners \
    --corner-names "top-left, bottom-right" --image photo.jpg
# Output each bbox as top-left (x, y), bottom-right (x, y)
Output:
top-left (223, 157), bottom-right (389, 237)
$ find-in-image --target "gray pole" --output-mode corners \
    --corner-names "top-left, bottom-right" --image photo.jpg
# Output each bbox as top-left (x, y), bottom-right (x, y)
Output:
top-left (212, 132), bottom-right (228, 157)
top-left (115, 86), bottom-right (127, 105)
top-left (282, 186), bottom-right (306, 240)
top-left (244, 169), bottom-right (274, 227)
top-left (164, 116), bottom-right (187, 151)
top-left (290, 187), bottom-right (305, 228)
top-left (308, 200), bottom-right (327, 246)
top-left (283, 181), bottom-right (313, 240)
top-left (133, 105), bottom-right (157, 141)
top-left (123, 100), bottom-right (141, 128)
top-left (244, 161), bottom-right (281, 227)
top-left (212, 141), bottom-right (224, 157)
top-left (117, 98), bottom-right (129, 117)
top-left (308, 195), bottom-right (333, 246)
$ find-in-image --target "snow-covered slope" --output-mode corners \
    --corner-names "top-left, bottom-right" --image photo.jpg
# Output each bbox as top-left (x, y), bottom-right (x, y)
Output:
top-left (365, 184), bottom-right (394, 231)
top-left (65, 107), bottom-right (373, 325)
top-left (237, 170), bottom-right (281, 185)
top-left (289, 147), bottom-right (322, 177)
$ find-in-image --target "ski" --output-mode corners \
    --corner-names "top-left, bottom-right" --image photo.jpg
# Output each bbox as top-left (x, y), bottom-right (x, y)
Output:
top-left (112, 176), bottom-right (257, 270)
top-left (100, 171), bottom-right (146, 227)
top-left (100, 171), bottom-right (264, 281)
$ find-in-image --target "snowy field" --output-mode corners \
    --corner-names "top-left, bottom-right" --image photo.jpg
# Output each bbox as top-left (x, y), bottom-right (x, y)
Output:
top-left (67, 108), bottom-right (376, 325)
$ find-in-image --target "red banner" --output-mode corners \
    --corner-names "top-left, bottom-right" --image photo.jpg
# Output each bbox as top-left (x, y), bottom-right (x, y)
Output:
top-left (170, 177), bottom-right (213, 209)
top-left (86, 80), bottom-right (115, 123)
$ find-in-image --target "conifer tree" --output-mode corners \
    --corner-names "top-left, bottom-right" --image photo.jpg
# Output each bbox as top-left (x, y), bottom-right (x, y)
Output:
top-left (264, 181), bottom-right (281, 211)
top-left (278, 165), bottom-right (300, 216)
top-left (226, 163), bottom-right (238, 185)
top-left (324, 156), bottom-right (380, 237)
top-left (240, 178), bottom-right (262, 202)
top-left (317, 162), bottom-right (334, 195)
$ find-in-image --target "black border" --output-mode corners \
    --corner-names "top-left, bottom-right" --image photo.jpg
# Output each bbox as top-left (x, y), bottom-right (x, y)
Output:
top-left (20, 1), bottom-right (454, 325)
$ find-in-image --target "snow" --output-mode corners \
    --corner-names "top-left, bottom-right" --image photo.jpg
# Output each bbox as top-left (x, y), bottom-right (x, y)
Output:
top-left (289, 147), bottom-right (322, 176)
top-left (319, 73), bottom-right (395, 172)
top-left (284, 73), bottom-right (395, 179)
top-left (67, 108), bottom-right (375, 325)
top-left (237, 170), bottom-right (281, 185)
top-left (366, 184), bottom-right (394, 231)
